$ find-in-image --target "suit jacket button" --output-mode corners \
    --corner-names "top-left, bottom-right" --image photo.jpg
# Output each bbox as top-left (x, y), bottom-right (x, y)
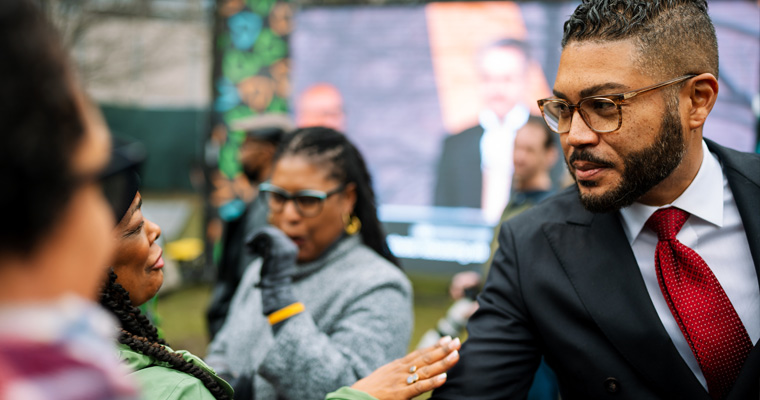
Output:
top-left (604, 377), bottom-right (620, 393)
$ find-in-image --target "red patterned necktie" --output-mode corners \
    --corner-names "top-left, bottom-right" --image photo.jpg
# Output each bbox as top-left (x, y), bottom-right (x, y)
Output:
top-left (646, 207), bottom-right (752, 400)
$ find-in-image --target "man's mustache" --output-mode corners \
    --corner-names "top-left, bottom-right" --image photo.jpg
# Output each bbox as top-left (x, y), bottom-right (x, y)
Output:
top-left (567, 150), bottom-right (615, 168)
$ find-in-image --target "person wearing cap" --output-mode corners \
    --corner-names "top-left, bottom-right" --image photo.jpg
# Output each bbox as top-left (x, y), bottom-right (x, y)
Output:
top-left (221, 113), bottom-right (292, 274)
top-left (101, 171), bottom-right (235, 399)
top-left (207, 113), bottom-right (294, 339)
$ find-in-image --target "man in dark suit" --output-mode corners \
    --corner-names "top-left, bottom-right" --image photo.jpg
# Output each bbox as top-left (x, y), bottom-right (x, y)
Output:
top-left (431, 1), bottom-right (759, 399)
top-left (433, 38), bottom-right (530, 224)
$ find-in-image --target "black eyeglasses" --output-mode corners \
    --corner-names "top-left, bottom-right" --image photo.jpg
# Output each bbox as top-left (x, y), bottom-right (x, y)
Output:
top-left (260, 182), bottom-right (345, 217)
top-left (537, 74), bottom-right (696, 134)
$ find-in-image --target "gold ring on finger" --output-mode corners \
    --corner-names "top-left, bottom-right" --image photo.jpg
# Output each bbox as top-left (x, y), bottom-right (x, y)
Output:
top-left (409, 365), bottom-right (417, 373)
top-left (406, 373), bottom-right (419, 385)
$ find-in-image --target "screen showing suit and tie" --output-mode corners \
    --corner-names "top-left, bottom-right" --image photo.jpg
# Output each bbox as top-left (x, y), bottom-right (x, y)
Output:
top-left (290, 1), bottom-right (760, 274)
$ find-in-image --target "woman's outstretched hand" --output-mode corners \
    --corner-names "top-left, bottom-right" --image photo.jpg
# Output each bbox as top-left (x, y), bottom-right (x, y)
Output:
top-left (351, 336), bottom-right (461, 400)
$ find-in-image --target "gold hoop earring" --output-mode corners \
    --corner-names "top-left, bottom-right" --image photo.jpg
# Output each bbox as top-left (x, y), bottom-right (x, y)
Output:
top-left (343, 214), bottom-right (361, 235)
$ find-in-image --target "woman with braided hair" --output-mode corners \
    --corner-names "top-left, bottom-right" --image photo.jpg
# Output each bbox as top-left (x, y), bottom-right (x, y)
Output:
top-left (100, 169), bottom-right (234, 400)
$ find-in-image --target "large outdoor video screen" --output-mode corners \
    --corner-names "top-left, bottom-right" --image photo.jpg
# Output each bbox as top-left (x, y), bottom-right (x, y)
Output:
top-left (290, 1), bottom-right (760, 273)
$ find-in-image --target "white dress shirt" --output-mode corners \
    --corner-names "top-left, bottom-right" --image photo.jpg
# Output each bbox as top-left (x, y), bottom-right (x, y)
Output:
top-left (618, 140), bottom-right (760, 390)
top-left (479, 104), bottom-right (529, 224)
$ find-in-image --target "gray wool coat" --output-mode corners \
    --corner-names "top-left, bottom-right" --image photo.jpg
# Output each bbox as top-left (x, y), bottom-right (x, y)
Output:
top-left (205, 235), bottom-right (413, 400)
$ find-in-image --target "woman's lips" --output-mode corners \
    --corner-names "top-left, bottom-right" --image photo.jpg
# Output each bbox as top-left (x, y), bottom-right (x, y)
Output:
top-left (289, 236), bottom-right (306, 247)
top-left (149, 250), bottom-right (164, 270)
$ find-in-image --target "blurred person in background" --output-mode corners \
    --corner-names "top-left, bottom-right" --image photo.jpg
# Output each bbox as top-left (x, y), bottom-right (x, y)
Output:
top-left (434, 38), bottom-right (531, 224)
top-left (206, 127), bottom-right (414, 400)
top-left (0, 1), bottom-right (137, 398)
top-left (497, 116), bottom-right (560, 221)
top-left (207, 113), bottom-right (293, 339)
top-left (295, 83), bottom-right (346, 131)
top-left (419, 116), bottom-right (561, 399)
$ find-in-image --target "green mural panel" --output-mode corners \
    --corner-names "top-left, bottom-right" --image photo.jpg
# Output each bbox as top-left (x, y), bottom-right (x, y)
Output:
top-left (222, 50), bottom-right (263, 84)
top-left (253, 29), bottom-right (287, 65)
top-left (213, 0), bottom-right (292, 175)
top-left (248, 0), bottom-right (277, 15)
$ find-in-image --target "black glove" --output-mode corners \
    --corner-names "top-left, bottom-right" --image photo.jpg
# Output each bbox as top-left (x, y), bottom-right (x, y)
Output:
top-left (246, 226), bottom-right (299, 317)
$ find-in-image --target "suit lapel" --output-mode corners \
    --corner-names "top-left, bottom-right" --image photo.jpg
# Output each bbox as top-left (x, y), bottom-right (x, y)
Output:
top-left (707, 140), bottom-right (760, 285)
top-left (543, 203), bottom-right (710, 399)
top-left (471, 127), bottom-right (484, 205)
top-left (707, 140), bottom-right (760, 396)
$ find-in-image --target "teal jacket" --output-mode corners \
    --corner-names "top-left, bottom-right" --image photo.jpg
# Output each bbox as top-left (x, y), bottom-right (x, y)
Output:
top-left (117, 344), bottom-right (234, 400)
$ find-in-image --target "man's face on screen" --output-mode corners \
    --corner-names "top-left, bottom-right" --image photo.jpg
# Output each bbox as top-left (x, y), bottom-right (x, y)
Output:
top-left (479, 47), bottom-right (527, 118)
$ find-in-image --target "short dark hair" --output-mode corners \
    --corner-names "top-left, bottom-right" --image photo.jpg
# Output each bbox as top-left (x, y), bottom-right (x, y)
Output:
top-left (477, 38), bottom-right (530, 70)
top-left (0, 0), bottom-right (85, 255)
top-left (524, 116), bottom-right (554, 150)
top-left (274, 127), bottom-right (400, 267)
top-left (562, 0), bottom-right (718, 80)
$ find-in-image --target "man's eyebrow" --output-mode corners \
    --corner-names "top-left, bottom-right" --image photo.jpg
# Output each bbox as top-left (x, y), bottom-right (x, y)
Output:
top-left (579, 83), bottom-right (629, 98)
top-left (552, 89), bottom-right (568, 99)
top-left (552, 83), bottom-right (630, 101)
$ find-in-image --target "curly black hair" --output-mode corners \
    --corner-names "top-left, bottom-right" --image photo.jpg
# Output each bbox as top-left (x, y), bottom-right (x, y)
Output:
top-left (101, 269), bottom-right (231, 400)
top-left (562, 0), bottom-right (717, 81)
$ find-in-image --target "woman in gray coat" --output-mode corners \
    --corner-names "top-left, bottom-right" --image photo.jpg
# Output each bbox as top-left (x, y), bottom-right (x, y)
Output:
top-left (206, 127), bottom-right (414, 400)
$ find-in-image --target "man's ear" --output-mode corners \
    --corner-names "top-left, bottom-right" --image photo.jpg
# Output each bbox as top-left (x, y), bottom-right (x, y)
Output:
top-left (684, 73), bottom-right (719, 131)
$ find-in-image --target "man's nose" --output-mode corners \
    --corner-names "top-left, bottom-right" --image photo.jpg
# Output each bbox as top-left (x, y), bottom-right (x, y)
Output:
top-left (565, 110), bottom-right (600, 148)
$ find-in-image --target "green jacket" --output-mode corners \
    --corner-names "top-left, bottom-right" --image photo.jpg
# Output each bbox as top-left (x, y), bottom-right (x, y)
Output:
top-left (117, 344), bottom-right (376, 400)
top-left (117, 343), bottom-right (234, 400)
top-left (326, 387), bottom-right (378, 400)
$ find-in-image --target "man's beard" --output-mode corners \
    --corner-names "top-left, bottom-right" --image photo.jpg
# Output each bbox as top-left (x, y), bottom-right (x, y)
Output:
top-left (568, 106), bottom-right (686, 213)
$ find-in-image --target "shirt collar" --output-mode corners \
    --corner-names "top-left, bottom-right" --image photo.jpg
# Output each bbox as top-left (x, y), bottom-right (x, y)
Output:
top-left (479, 104), bottom-right (529, 132)
top-left (619, 140), bottom-right (724, 243)
top-left (0, 294), bottom-right (119, 343)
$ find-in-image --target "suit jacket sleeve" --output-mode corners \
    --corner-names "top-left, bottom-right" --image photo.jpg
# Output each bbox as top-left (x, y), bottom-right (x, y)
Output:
top-left (431, 220), bottom-right (541, 399)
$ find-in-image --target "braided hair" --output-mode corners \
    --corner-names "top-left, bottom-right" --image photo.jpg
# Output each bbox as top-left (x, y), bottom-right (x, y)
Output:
top-left (274, 126), bottom-right (400, 267)
top-left (100, 269), bottom-right (230, 400)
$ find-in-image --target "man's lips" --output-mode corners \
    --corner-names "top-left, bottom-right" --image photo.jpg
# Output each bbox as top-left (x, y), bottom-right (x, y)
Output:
top-left (569, 150), bottom-right (614, 181)
top-left (572, 161), bottom-right (609, 180)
